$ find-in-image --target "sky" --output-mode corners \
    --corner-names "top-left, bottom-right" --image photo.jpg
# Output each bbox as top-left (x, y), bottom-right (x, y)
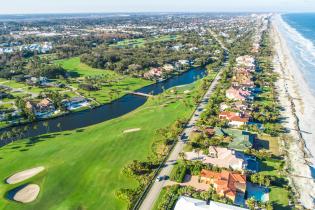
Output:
top-left (1, 0), bottom-right (315, 14)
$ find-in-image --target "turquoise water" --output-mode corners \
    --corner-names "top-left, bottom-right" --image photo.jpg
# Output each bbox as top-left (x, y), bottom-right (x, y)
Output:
top-left (280, 13), bottom-right (315, 94)
top-left (246, 182), bottom-right (269, 202)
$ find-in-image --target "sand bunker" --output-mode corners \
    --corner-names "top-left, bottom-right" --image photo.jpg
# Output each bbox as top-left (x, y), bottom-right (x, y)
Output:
top-left (13, 184), bottom-right (40, 203)
top-left (6, 166), bottom-right (45, 184)
top-left (123, 128), bottom-right (141, 133)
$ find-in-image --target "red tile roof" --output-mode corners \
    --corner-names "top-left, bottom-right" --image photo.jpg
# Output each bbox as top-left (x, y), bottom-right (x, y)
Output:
top-left (200, 169), bottom-right (246, 199)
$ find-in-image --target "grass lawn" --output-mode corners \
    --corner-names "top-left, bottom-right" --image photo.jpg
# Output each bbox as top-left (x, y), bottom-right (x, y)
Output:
top-left (259, 158), bottom-right (290, 209)
top-left (56, 57), bottom-right (114, 78)
top-left (152, 188), bottom-right (167, 210)
top-left (0, 83), bottom-right (200, 210)
top-left (56, 57), bottom-right (152, 104)
top-left (269, 186), bottom-right (290, 210)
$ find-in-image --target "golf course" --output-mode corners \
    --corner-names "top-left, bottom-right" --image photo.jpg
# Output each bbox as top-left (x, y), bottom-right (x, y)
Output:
top-left (0, 82), bottom-right (201, 210)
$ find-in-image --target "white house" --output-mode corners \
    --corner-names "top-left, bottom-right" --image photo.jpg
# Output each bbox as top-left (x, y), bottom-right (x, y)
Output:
top-left (174, 196), bottom-right (248, 210)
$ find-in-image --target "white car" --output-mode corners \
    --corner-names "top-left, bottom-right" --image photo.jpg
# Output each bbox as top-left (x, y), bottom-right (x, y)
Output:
top-left (155, 176), bottom-right (164, 182)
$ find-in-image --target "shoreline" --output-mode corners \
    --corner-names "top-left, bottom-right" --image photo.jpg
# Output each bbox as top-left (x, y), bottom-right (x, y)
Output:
top-left (272, 14), bottom-right (315, 209)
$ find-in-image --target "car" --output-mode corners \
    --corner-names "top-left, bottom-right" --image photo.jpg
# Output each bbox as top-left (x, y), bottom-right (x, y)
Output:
top-left (155, 176), bottom-right (164, 182)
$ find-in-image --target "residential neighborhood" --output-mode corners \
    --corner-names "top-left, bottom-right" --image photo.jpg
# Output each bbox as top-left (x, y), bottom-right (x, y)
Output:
top-left (0, 8), bottom-right (308, 210)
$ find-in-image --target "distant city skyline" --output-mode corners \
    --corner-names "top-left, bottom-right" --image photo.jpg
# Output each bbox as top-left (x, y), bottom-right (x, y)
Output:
top-left (1, 0), bottom-right (315, 14)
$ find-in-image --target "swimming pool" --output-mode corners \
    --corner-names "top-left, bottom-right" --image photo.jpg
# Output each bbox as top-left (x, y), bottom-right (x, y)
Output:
top-left (246, 182), bottom-right (269, 202)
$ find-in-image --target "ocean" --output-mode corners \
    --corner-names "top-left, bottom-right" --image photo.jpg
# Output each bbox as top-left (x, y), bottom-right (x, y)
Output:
top-left (280, 13), bottom-right (315, 95)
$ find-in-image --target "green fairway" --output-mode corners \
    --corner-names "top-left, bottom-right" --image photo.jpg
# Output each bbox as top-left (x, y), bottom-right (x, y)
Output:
top-left (0, 83), bottom-right (199, 210)
top-left (56, 57), bottom-right (119, 78)
top-left (55, 57), bottom-right (152, 104)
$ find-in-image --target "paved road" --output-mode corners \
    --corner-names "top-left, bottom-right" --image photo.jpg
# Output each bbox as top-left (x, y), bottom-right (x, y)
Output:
top-left (139, 49), bottom-right (229, 210)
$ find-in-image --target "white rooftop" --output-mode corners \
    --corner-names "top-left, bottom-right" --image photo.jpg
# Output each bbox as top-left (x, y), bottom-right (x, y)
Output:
top-left (174, 196), bottom-right (248, 210)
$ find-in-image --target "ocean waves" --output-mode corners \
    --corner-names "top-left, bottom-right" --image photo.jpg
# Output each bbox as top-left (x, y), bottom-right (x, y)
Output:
top-left (278, 14), bottom-right (315, 94)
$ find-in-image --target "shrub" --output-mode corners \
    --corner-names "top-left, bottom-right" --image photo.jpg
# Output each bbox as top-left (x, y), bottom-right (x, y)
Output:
top-left (170, 164), bottom-right (187, 183)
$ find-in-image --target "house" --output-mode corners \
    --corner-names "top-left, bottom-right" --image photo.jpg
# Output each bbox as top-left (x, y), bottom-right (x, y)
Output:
top-left (231, 101), bottom-right (251, 112)
top-left (204, 146), bottom-right (247, 171)
top-left (26, 98), bottom-right (55, 118)
top-left (26, 76), bottom-right (48, 86)
top-left (219, 111), bottom-right (249, 127)
top-left (162, 64), bottom-right (175, 73)
top-left (172, 45), bottom-right (182, 51)
top-left (226, 87), bottom-right (252, 101)
top-left (200, 170), bottom-right (246, 202)
top-left (63, 96), bottom-right (89, 110)
top-left (227, 129), bottom-right (256, 151)
top-left (178, 60), bottom-right (190, 65)
top-left (236, 55), bottom-right (255, 71)
top-left (185, 146), bottom-right (248, 171)
top-left (174, 196), bottom-right (248, 210)
top-left (143, 67), bottom-right (163, 79)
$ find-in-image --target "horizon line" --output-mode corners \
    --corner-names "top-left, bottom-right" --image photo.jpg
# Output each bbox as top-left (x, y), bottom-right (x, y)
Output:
top-left (0, 11), bottom-right (304, 16)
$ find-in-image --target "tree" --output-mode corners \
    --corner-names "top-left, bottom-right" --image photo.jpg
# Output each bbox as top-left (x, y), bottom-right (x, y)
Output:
top-left (195, 148), bottom-right (201, 159)
top-left (246, 197), bottom-right (256, 210)
top-left (264, 177), bottom-right (271, 187)
top-left (43, 122), bottom-right (49, 133)
top-left (265, 202), bottom-right (273, 210)
top-left (179, 152), bottom-right (186, 164)
top-left (57, 122), bottom-right (62, 132)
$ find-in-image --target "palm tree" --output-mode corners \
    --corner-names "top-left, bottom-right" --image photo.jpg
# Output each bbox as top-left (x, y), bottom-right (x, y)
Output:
top-left (23, 126), bottom-right (29, 137)
top-left (195, 148), bottom-right (201, 159)
top-left (0, 133), bottom-right (5, 142)
top-left (11, 128), bottom-right (18, 139)
top-left (246, 197), bottom-right (256, 210)
top-left (6, 131), bottom-right (13, 143)
top-left (43, 122), bottom-right (49, 133)
top-left (179, 152), bottom-right (186, 165)
top-left (57, 122), bottom-right (62, 132)
top-left (264, 176), bottom-right (271, 187)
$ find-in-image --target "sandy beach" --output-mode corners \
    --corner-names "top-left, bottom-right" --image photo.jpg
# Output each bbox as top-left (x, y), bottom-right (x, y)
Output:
top-left (272, 15), bottom-right (315, 209)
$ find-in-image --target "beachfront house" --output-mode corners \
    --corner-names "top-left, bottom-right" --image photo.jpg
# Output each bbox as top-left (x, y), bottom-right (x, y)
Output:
top-left (226, 87), bottom-right (249, 101)
top-left (200, 169), bottom-right (246, 202)
top-left (236, 55), bottom-right (256, 71)
top-left (219, 111), bottom-right (249, 127)
top-left (174, 196), bottom-right (248, 210)
top-left (185, 146), bottom-right (249, 171)
top-left (206, 146), bottom-right (247, 171)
